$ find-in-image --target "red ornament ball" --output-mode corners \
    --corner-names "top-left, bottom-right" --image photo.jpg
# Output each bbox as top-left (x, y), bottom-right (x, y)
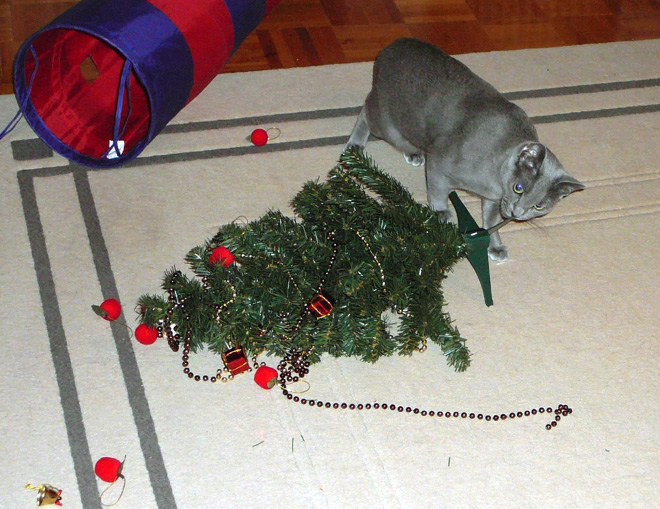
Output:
top-left (209, 246), bottom-right (235, 266)
top-left (95, 456), bottom-right (125, 483)
top-left (250, 128), bottom-right (269, 146)
top-left (254, 365), bottom-right (279, 389)
top-left (95, 298), bottom-right (122, 321)
top-left (135, 324), bottom-right (158, 345)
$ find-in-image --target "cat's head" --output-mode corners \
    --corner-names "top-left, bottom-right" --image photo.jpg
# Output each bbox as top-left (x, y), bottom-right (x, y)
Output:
top-left (501, 142), bottom-right (585, 221)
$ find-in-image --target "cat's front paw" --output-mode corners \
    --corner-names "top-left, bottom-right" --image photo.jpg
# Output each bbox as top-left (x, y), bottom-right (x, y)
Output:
top-left (488, 245), bottom-right (509, 263)
top-left (344, 142), bottom-right (365, 152)
top-left (435, 209), bottom-right (452, 222)
top-left (403, 153), bottom-right (425, 167)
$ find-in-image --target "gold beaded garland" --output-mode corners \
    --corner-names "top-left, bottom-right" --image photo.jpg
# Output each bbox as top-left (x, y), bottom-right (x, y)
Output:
top-left (155, 238), bottom-right (573, 432)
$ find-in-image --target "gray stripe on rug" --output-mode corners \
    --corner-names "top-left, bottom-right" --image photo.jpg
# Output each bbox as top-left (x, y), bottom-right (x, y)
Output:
top-left (18, 171), bottom-right (103, 509)
top-left (159, 78), bottom-right (660, 134)
top-left (13, 101), bottom-right (660, 172)
top-left (533, 103), bottom-right (660, 124)
top-left (72, 168), bottom-right (178, 509)
top-left (93, 102), bottom-right (660, 169)
top-left (503, 77), bottom-right (660, 100)
top-left (11, 77), bottom-right (660, 162)
top-left (162, 106), bottom-right (362, 133)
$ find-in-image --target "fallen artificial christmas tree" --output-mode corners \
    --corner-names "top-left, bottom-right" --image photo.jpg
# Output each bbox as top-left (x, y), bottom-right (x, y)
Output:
top-left (135, 148), bottom-right (575, 431)
top-left (137, 148), bottom-right (472, 372)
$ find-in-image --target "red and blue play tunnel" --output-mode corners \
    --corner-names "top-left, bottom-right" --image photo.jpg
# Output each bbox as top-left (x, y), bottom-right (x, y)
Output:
top-left (13, 0), bottom-right (280, 168)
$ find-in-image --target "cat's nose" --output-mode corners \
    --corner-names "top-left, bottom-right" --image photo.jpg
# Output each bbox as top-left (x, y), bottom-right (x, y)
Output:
top-left (512, 205), bottom-right (526, 218)
top-left (501, 203), bottom-right (515, 219)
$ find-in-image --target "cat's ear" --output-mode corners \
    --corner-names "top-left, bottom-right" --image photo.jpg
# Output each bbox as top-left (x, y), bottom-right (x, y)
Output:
top-left (516, 143), bottom-right (546, 173)
top-left (555, 175), bottom-right (586, 198)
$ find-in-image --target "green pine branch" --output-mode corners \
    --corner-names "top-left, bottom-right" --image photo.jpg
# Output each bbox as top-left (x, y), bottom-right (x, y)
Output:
top-left (137, 148), bottom-right (471, 371)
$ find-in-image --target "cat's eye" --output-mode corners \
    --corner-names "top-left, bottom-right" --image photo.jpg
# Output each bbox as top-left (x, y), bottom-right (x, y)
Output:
top-left (513, 183), bottom-right (524, 194)
top-left (534, 204), bottom-right (545, 210)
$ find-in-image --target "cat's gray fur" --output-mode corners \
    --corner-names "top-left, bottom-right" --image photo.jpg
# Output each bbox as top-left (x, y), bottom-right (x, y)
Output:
top-left (346, 38), bottom-right (585, 261)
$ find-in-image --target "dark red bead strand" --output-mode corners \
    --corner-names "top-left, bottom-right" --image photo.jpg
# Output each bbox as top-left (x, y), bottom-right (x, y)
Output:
top-left (163, 271), bottom-right (213, 382)
top-left (280, 388), bottom-right (572, 431)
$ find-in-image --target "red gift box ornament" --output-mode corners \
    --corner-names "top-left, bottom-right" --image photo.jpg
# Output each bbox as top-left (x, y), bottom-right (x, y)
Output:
top-left (308, 292), bottom-right (335, 319)
top-left (221, 345), bottom-right (250, 376)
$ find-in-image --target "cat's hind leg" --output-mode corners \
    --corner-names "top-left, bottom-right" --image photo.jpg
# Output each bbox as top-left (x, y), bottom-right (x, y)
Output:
top-left (375, 123), bottom-right (425, 167)
top-left (425, 157), bottom-right (452, 222)
top-left (482, 199), bottom-right (509, 262)
top-left (345, 105), bottom-right (371, 150)
top-left (350, 94), bottom-right (424, 166)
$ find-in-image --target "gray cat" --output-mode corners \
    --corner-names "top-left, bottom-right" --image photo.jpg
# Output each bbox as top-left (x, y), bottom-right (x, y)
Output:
top-left (346, 38), bottom-right (585, 261)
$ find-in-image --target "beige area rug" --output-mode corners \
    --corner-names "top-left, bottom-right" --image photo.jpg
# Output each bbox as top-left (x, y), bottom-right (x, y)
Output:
top-left (1, 40), bottom-right (659, 508)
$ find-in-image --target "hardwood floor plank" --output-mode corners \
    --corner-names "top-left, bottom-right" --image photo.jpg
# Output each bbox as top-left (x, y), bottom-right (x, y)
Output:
top-left (606, 0), bottom-right (660, 17)
top-left (362, 0), bottom-right (405, 25)
top-left (0, 40), bottom-right (19, 93)
top-left (482, 21), bottom-right (579, 50)
top-left (260, 29), bottom-right (300, 68)
top-left (535, 0), bottom-right (614, 17)
top-left (466, 0), bottom-right (547, 24)
top-left (320, 0), bottom-right (369, 26)
top-left (223, 34), bottom-right (270, 73)
top-left (0, 5), bottom-right (11, 42)
top-left (260, 0), bottom-right (330, 29)
top-left (550, 15), bottom-right (620, 44)
top-left (409, 21), bottom-right (495, 53)
top-left (11, 2), bottom-right (76, 42)
top-left (615, 14), bottom-right (660, 40)
top-left (256, 30), bottom-right (284, 69)
top-left (333, 24), bottom-right (413, 62)
top-left (307, 25), bottom-right (348, 65)
top-left (395, 0), bottom-right (477, 23)
top-left (284, 27), bottom-right (323, 66)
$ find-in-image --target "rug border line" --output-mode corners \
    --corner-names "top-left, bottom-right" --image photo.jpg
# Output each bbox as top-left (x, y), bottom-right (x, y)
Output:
top-left (72, 169), bottom-right (178, 509)
top-left (18, 169), bottom-right (178, 509)
top-left (159, 77), bottom-right (660, 133)
top-left (13, 101), bottom-right (660, 175)
top-left (14, 76), bottom-right (660, 508)
top-left (17, 171), bottom-right (103, 509)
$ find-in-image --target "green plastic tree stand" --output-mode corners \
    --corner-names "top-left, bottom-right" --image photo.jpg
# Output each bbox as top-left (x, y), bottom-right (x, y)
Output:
top-left (449, 191), bottom-right (512, 307)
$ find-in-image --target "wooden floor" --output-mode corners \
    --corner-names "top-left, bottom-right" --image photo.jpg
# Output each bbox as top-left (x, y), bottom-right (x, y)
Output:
top-left (1, 0), bottom-right (660, 95)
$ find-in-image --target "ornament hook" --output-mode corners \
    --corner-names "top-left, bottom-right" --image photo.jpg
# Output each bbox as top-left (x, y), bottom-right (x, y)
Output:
top-left (281, 379), bottom-right (310, 394)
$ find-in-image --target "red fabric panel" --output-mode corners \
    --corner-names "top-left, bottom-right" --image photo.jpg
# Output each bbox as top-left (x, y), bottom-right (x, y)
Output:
top-left (27, 29), bottom-right (150, 158)
top-left (148, 0), bottom-right (234, 103)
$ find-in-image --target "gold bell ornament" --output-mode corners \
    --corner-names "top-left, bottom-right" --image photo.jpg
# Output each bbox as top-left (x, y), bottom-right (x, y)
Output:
top-left (25, 483), bottom-right (63, 506)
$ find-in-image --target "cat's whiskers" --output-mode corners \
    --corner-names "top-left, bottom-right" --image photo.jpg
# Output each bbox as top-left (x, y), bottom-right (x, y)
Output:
top-left (523, 218), bottom-right (549, 237)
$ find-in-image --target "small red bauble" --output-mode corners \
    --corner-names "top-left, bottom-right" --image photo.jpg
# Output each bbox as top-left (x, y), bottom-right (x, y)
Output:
top-left (93, 298), bottom-right (122, 321)
top-left (209, 246), bottom-right (235, 266)
top-left (254, 365), bottom-right (279, 389)
top-left (135, 324), bottom-right (158, 345)
top-left (250, 128), bottom-right (269, 146)
top-left (94, 456), bottom-right (125, 483)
